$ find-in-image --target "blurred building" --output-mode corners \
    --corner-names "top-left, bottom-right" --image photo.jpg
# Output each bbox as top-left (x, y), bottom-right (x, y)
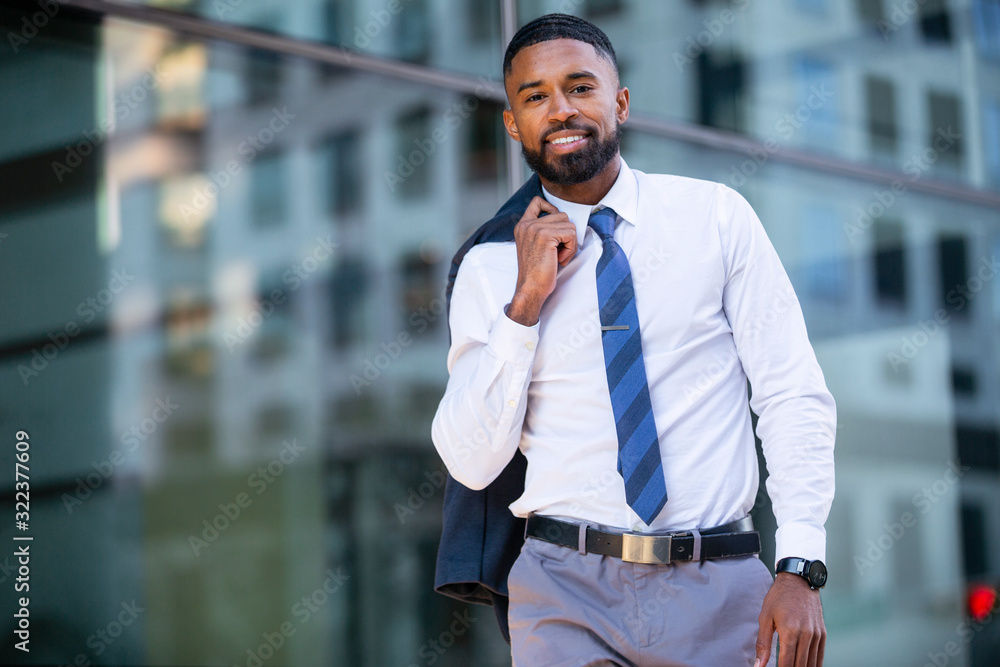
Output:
top-left (1, 0), bottom-right (998, 665)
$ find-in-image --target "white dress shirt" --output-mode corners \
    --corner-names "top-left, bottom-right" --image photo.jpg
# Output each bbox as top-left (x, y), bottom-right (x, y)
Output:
top-left (431, 156), bottom-right (836, 566)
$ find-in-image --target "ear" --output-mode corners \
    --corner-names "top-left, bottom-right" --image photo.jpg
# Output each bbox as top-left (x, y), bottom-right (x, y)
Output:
top-left (503, 107), bottom-right (522, 143)
top-left (616, 86), bottom-right (630, 125)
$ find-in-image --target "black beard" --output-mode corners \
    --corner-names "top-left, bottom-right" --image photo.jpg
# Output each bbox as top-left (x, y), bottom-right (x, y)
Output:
top-left (522, 123), bottom-right (623, 186)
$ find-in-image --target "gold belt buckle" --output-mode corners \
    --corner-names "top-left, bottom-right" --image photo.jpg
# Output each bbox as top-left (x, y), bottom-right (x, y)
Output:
top-left (621, 533), bottom-right (673, 564)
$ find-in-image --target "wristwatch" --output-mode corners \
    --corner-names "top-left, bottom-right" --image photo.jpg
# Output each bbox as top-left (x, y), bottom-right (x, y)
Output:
top-left (775, 557), bottom-right (827, 590)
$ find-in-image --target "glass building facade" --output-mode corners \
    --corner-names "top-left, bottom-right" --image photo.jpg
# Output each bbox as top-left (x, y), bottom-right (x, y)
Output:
top-left (1, 0), bottom-right (999, 664)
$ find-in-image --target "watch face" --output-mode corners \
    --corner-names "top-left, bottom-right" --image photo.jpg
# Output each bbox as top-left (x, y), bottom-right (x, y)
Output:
top-left (807, 561), bottom-right (828, 588)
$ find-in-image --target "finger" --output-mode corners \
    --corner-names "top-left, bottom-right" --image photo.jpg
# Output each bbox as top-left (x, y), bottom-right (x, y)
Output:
top-left (522, 196), bottom-right (560, 222)
top-left (557, 237), bottom-right (577, 265)
top-left (816, 628), bottom-right (826, 667)
top-left (793, 629), bottom-right (812, 667)
top-left (778, 634), bottom-right (797, 667)
top-left (807, 632), bottom-right (821, 667)
top-left (522, 196), bottom-right (546, 221)
top-left (536, 197), bottom-right (560, 215)
top-left (755, 618), bottom-right (774, 667)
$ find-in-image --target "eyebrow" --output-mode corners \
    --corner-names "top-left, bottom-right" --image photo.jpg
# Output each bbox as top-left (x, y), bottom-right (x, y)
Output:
top-left (517, 70), bottom-right (598, 95)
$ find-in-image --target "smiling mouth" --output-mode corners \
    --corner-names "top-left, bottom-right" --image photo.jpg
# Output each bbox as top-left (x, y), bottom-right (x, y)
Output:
top-left (548, 134), bottom-right (587, 145)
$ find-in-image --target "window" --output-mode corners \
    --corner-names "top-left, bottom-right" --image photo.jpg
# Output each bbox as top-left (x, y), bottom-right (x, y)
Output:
top-left (961, 503), bottom-right (990, 578)
top-left (395, 0), bottom-right (431, 63)
top-left (865, 75), bottom-right (898, 157)
top-left (951, 366), bottom-right (978, 397)
top-left (246, 49), bottom-right (282, 106)
top-left (801, 204), bottom-right (848, 301)
top-left (696, 50), bottom-right (746, 133)
top-left (984, 100), bottom-right (1000, 184)
top-left (255, 403), bottom-right (296, 447)
top-left (393, 107), bottom-right (433, 199)
top-left (323, 130), bottom-right (363, 217)
top-left (796, 56), bottom-right (838, 148)
top-left (330, 256), bottom-right (367, 348)
top-left (938, 234), bottom-right (969, 316)
top-left (855, 0), bottom-right (886, 25)
top-left (466, 0), bottom-right (496, 42)
top-left (873, 219), bottom-right (907, 306)
top-left (399, 252), bottom-right (440, 333)
top-left (928, 91), bottom-right (964, 170)
top-left (466, 104), bottom-right (501, 182)
top-left (972, 0), bottom-right (1000, 59)
top-left (323, 0), bottom-right (355, 48)
top-left (919, 0), bottom-right (952, 43)
top-left (956, 424), bottom-right (1000, 472)
top-left (250, 150), bottom-right (288, 228)
top-left (585, 0), bottom-right (625, 18)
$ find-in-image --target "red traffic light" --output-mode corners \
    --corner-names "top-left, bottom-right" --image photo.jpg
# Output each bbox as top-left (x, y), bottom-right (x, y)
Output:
top-left (968, 583), bottom-right (998, 622)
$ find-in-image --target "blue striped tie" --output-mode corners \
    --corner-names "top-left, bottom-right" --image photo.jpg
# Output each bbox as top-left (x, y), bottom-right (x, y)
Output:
top-left (589, 207), bottom-right (668, 525)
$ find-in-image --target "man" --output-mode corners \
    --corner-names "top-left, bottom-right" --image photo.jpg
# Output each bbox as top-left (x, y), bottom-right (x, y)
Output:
top-left (431, 13), bottom-right (835, 667)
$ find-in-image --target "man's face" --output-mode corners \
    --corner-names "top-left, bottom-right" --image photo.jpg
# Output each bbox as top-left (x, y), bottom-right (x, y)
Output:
top-left (503, 38), bottom-right (628, 186)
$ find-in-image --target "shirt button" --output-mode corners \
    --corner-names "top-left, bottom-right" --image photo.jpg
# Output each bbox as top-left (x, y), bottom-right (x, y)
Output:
top-left (632, 525), bottom-right (642, 533)
top-left (525, 341), bottom-right (535, 351)
top-left (507, 400), bottom-right (516, 408)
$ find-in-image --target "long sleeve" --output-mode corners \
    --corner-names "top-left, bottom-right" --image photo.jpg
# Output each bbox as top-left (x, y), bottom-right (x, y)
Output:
top-left (431, 248), bottom-right (539, 490)
top-left (717, 185), bottom-right (837, 567)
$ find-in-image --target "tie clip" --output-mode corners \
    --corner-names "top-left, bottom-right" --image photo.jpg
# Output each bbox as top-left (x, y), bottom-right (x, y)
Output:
top-left (601, 325), bottom-right (629, 331)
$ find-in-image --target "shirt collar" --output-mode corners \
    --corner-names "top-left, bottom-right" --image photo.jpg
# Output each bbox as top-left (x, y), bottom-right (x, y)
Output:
top-left (540, 156), bottom-right (639, 248)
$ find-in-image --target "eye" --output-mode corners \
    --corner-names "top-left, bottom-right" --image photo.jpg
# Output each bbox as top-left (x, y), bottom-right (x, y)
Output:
top-left (571, 85), bottom-right (592, 93)
top-left (525, 93), bottom-right (544, 102)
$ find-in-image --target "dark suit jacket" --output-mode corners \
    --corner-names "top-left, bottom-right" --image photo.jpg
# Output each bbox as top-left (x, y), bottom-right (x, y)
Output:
top-left (433, 173), bottom-right (543, 644)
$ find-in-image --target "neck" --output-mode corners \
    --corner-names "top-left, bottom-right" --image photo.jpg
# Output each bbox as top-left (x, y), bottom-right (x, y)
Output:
top-left (539, 154), bottom-right (621, 205)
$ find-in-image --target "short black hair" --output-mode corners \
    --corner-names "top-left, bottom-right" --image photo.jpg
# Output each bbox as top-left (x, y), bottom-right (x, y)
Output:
top-left (502, 13), bottom-right (618, 82)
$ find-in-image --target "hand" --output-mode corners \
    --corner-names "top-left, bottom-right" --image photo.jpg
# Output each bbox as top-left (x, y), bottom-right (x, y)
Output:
top-left (755, 572), bottom-right (826, 667)
top-left (507, 196), bottom-right (577, 326)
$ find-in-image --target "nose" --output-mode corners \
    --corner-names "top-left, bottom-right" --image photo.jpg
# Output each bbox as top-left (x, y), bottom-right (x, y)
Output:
top-left (547, 89), bottom-right (578, 124)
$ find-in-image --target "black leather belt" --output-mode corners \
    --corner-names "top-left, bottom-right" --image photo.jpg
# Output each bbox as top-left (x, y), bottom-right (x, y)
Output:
top-left (525, 514), bottom-right (760, 565)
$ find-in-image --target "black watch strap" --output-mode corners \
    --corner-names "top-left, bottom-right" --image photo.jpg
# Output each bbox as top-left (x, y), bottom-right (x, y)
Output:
top-left (776, 557), bottom-right (827, 589)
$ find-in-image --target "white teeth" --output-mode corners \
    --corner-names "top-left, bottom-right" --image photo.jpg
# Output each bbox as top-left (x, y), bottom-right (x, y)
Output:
top-left (550, 135), bottom-right (584, 145)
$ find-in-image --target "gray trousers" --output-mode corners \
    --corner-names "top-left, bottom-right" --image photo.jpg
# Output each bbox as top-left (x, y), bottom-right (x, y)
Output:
top-left (507, 530), bottom-right (778, 666)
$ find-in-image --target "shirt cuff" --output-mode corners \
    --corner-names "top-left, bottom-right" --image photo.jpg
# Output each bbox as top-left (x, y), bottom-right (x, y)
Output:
top-left (488, 305), bottom-right (540, 363)
top-left (774, 521), bottom-right (826, 569)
